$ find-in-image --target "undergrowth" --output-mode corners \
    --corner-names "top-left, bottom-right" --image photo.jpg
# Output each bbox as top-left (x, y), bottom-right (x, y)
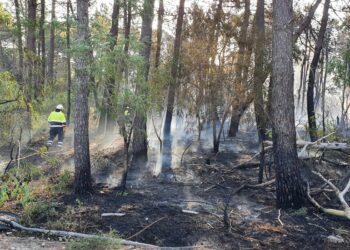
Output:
top-left (67, 231), bottom-right (120, 250)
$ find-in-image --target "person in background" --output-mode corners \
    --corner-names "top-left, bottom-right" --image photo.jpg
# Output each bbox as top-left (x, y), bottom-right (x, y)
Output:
top-left (47, 104), bottom-right (66, 147)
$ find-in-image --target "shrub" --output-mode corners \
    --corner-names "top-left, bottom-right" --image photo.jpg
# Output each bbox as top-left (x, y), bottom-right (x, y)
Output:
top-left (21, 201), bottom-right (58, 225)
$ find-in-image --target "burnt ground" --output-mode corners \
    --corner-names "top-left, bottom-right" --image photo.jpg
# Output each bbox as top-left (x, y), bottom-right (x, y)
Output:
top-left (1, 131), bottom-right (350, 249)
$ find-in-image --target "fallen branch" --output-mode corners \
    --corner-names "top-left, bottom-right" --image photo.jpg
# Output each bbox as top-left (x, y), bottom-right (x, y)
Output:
top-left (101, 213), bottom-right (125, 217)
top-left (307, 171), bottom-right (350, 219)
top-left (321, 157), bottom-right (348, 167)
top-left (127, 216), bottom-right (167, 240)
top-left (277, 209), bottom-right (284, 226)
top-left (231, 146), bottom-right (272, 170)
top-left (235, 179), bottom-right (276, 194)
top-left (264, 133), bottom-right (348, 159)
top-left (182, 210), bottom-right (199, 215)
top-left (0, 218), bottom-right (159, 249)
top-left (180, 141), bottom-right (193, 167)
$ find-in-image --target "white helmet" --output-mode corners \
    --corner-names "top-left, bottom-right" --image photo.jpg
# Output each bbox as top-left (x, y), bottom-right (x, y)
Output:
top-left (56, 104), bottom-right (64, 110)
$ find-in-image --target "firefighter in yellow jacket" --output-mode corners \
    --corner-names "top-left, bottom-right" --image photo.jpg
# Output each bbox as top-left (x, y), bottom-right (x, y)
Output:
top-left (47, 104), bottom-right (66, 147)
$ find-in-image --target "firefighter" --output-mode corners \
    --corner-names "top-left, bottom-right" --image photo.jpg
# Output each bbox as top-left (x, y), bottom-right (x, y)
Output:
top-left (47, 104), bottom-right (66, 147)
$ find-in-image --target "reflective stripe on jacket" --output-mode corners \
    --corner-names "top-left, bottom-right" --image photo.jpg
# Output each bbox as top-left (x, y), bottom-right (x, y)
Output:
top-left (48, 111), bottom-right (66, 127)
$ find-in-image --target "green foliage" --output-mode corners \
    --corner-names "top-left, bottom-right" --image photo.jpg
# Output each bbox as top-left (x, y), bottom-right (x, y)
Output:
top-left (328, 45), bottom-right (350, 88)
top-left (0, 173), bottom-right (33, 207)
top-left (0, 4), bottom-right (12, 28)
top-left (21, 200), bottom-right (58, 225)
top-left (8, 163), bottom-right (43, 182)
top-left (67, 231), bottom-right (120, 250)
top-left (50, 170), bottom-right (73, 194)
top-left (43, 155), bottom-right (63, 172)
top-left (0, 72), bottom-right (26, 146)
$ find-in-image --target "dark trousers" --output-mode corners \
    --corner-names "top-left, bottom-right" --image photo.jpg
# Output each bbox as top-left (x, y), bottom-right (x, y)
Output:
top-left (49, 127), bottom-right (64, 143)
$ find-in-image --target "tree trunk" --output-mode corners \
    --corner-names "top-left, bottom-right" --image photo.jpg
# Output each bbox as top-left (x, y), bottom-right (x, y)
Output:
top-left (39, 0), bottom-right (45, 89)
top-left (14, 0), bottom-right (24, 82)
top-left (272, 0), bottom-right (304, 209)
top-left (25, 0), bottom-right (37, 140)
top-left (97, 0), bottom-right (120, 133)
top-left (48, 0), bottom-right (56, 83)
top-left (322, 32), bottom-right (329, 137)
top-left (154, 0), bottom-right (164, 68)
top-left (213, 109), bottom-right (219, 153)
top-left (307, 0), bottom-right (330, 142)
top-left (132, 0), bottom-right (155, 159)
top-left (253, 0), bottom-right (266, 183)
top-left (228, 96), bottom-right (252, 137)
top-left (228, 112), bottom-right (242, 137)
top-left (163, 0), bottom-right (185, 138)
top-left (26, 0), bottom-right (37, 98)
top-left (74, 0), bottom-right (92, 195)
top-left (293, 0), bottom-right (322, 43)
top-left (228, 0), bottom-right (250, 136)
top-left (66, 0), bottom-right (72, 124)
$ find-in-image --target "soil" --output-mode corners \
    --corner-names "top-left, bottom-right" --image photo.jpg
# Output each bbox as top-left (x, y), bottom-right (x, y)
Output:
top-left (1, 131), bottom-right (350, 249)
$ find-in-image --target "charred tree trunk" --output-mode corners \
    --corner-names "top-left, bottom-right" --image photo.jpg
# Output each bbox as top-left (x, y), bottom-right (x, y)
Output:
top-left (272, 0), bottom-right (304, 209)
top-left (74, 0), bottom-right (92, 195)
top-left (307, 0), bottom-right (330, 142)
top-left (228, 96), bottom-right (253, 137)
top-left (47, 0), bottom-right (56, 83)
top-left (163, 0), bottom-right (185, 138)
top-left (155, 0), bottom-right (164, 68)
top-left (66, 0), bottom-right (72, 124)
top-left (132, 0), bottom-right (155, 160)
top-left (253, 0), bottom-right (266, 183)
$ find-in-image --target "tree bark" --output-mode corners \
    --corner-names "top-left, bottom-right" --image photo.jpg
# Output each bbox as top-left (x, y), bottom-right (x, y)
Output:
top-left (154, 0), bottom-right (164, 68)
top-left (14, 0), bottom-right (24, 83)
top-left (47, 0), bottom-right (56, 83)
top-left (132, 0), bottom-right (155, 159)
top-left (322, 32), bottom-right (329, 136)
top-left (74, 0), bottom-right (92, 195)
top-left (26, 0), bottom-right (37, 99)
top-left (272, 0), bottom-right (304, 209)
top-left (25, 0), bottom-right (37, 140)
top-left (66, 0), bottom-right (72, 124)
top-left (39, 0), bottom-right (45, 90)
top-left (307, 0), bottom-right (330, 142)
top-left (253, 0), bottom-right (266, 183)
top-left (228, 96), bottom-right (253, 137)
top-left (163, 0), bottom-right (185, 138)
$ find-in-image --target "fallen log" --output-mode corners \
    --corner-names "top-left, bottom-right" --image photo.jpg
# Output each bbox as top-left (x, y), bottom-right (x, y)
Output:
top-left (0, 218), bottom-right (159, 249)
top-left (264, 133), bottom-right (349, 159)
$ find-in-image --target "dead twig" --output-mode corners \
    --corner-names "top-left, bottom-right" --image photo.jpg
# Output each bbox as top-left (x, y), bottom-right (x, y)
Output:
top-left (277, 209), bottom-right (284, 226)
top-left (127, 216), bottom-right (167, 240)
top-left (180, 141), bottom-right (194, 167)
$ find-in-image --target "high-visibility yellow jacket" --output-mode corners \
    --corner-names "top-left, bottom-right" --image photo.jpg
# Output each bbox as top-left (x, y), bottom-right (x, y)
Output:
top-left (48, 111), bottom-right (66, 128)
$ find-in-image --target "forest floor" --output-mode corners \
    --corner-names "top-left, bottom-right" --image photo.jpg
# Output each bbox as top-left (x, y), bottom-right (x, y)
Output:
top-left (1, 129), bottom-right (350, 249)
